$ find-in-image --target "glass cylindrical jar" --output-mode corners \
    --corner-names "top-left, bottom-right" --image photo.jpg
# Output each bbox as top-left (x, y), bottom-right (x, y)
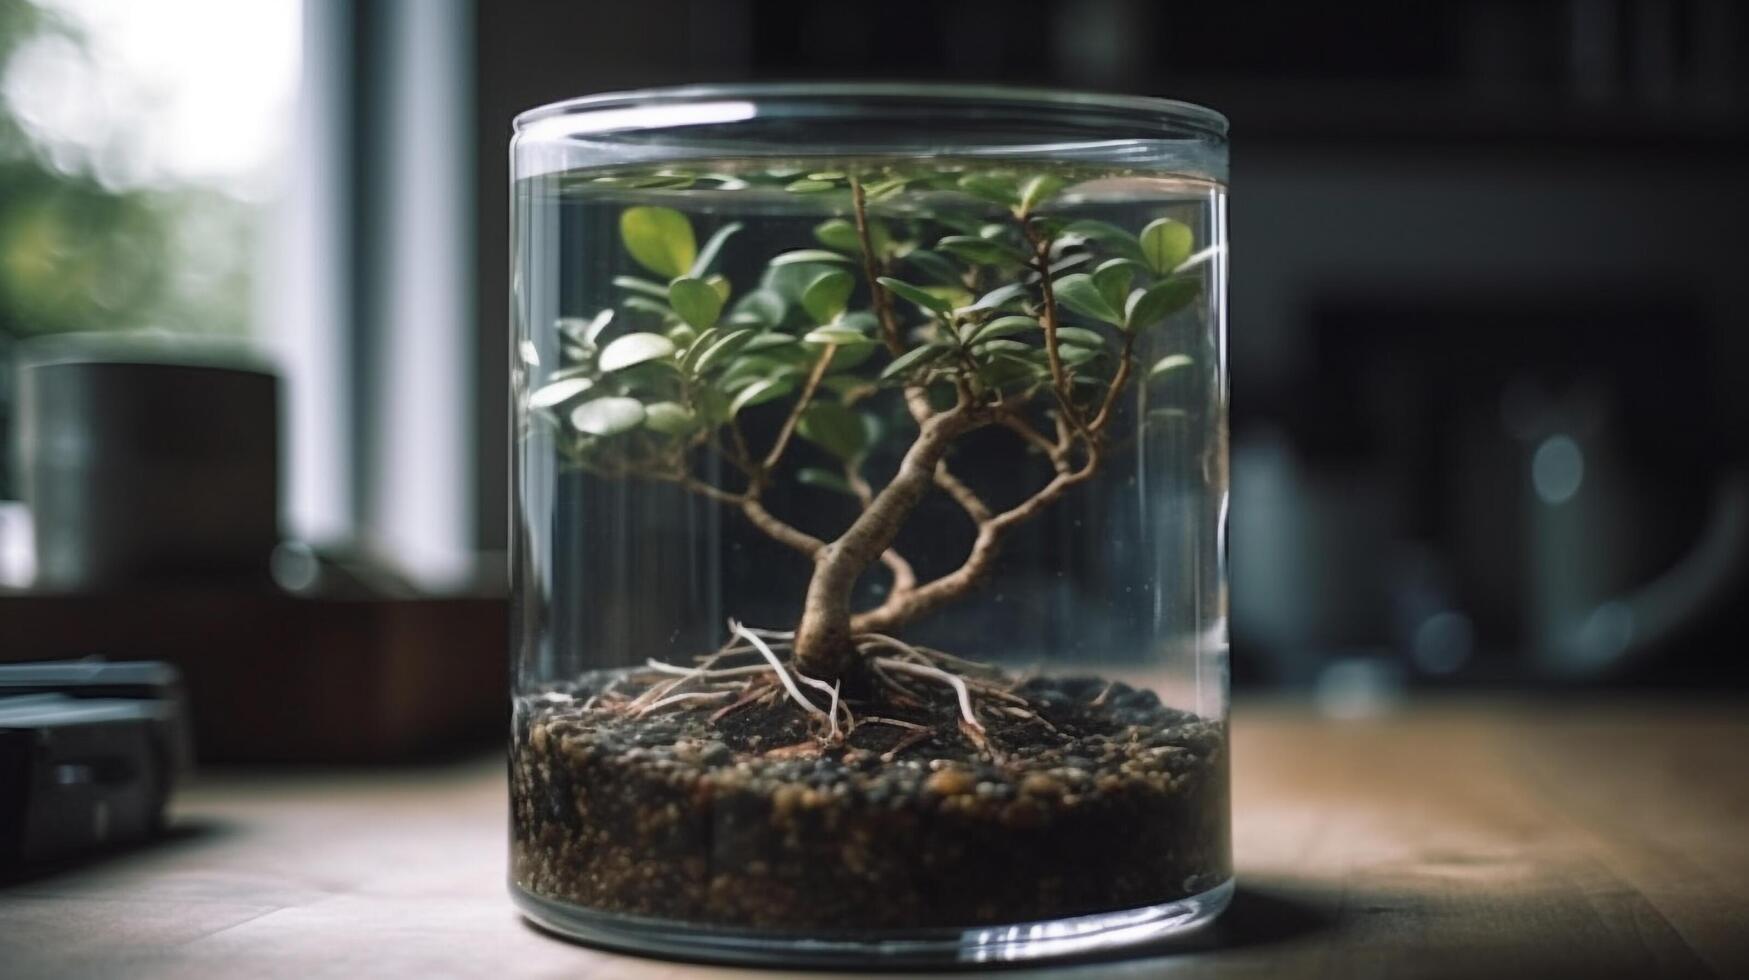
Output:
top-left (510, 83), bottom-right (1230, 966)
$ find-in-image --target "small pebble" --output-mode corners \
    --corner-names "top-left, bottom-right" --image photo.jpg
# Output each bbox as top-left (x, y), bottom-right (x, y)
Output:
top-left (924, 768), bottom-right (975, 796)
top-left (1020, 773), bottom-right (1066, 798)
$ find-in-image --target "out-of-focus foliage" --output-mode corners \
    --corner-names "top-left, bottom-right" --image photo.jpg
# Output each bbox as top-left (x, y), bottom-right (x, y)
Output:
top-left (0, 0), bottom-right (266, 494)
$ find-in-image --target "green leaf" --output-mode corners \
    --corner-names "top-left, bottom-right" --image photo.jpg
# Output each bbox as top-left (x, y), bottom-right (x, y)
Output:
top-left (801, 269), bottom-right (855, 325)
top-left (619, 206), bottom-right (696, 279)
top-left (1140, 218), bottom-right (1194, 276)
top-left (612, 276), bottom-right (672, 300)
top-left (879, 343), bottom-right (950, 381)
top-left (1092, 258), bottom-right (1138, 311)
top-left (1059, 344), bottom-right (1101, 367)
top-left (611, 360), bottom-right (681, 393)
top-left (705, 274), bottom-right (731, 304)
top-left (978, 352), bottom-right (1047, 390)
top-left (877, 276), bottom-right (952, 316)
top-left (825, 342), bottom-right (878, 373)
top-left (741, 332), bottom-right (799, 354)
top-left (770, 249), bottom-right (854, 267)
top-left (641, 401), bottom-right (696, 436)
top-left (729, 289), bottom-right (786, 328)
top-left (1053, 326), bottom-right (1109, 349)
top-left (862, 176), bottom-right (908, 200)
top-left (972, 338), bottom-right (1034, 357)
top-left (1017, 174), bottom-right (1066, 214)
top-left (1062, 219), bottom-right (1146, 264)
top-left (956, 173), bottom-right (1019, 206)
top-left (688, 221), bottom-right (742, 278)
top-left (621, 295), bottom-right (675, 320)
top-left (527, 377), bottom-right (594, 410)
top-left (937, 235), bottom-right (1028, 267)
top-left (665, 323), bottom-right (700, 348)
top-left (728, 377), bottom-right (795, 416)
top-left (570, 397), bottom-right (645, 436)
top-left (1148, 353), bottom-right (1195, 380)
top-left (667, 277), bottom-right (723, 330)
top-left (803, 325), bottom-right (877, 347)
top-left (597, 332), bottom-right (676, 372)
top-left (813, 218), bottom-right (859, 253)
top-left (967, 282), bottom-right (1029, 312)
top-left (797, 466), bottom-right (857, 496)
top-left (814, 218), bottom-right (862, 254)
top-left (1125, 276), bottom-right (1201, 330)
top-left (556, 313), bottom-right (612, 347)
top-left (582, 309), bottom-right (614, 345)
top-left (1052, 273), bottom-right (1125, 326)
top-left (797, 401), bottom-right (867, 460)
top-left (785, 178), bottom-right (836, 193)
top-left (690, 328), bottom-right (756, 374)
top-left (964, 314), bottom-right (1039, 344)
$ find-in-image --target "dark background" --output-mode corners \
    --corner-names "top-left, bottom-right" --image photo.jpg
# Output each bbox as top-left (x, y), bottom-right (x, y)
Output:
top-left (470, 0), bottom-right (1749, 693)
top-left (3, 0), bottom-right (1744, 713)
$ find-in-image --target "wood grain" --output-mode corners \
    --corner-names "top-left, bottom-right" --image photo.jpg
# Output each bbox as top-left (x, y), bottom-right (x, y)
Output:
top-left (2, 698), bottom-right (1744, 979)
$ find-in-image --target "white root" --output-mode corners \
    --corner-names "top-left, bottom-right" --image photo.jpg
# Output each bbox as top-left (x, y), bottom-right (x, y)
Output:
top-left (638, 690), bottom-right (734, 715)
top-left (643, 659), bottom-right (773, 681)
top-left (730, 619), bottom-right (830, 724)
top-left (795, 671), bottom-right (841, 741)
top-left (694, 640), bottom-right (792, 661)
top-left (741, 626), bottom-right (797, 640)
top-left (870, 655), bottom-right (985, 734)
top-left (860, 715), bottom-right (928, 732)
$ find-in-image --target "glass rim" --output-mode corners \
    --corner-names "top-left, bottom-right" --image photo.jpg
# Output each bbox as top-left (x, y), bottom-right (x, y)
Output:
top-left (512, 81), bottom-right (1229, 144)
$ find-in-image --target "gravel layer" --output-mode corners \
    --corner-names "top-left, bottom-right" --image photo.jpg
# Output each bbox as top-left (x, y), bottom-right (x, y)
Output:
top-left (511, 669), bottom-right (1229, 930)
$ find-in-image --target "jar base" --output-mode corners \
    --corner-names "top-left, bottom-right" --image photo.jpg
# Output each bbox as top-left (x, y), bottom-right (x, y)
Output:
top-left (512, 876), bottom-right (1233, 967)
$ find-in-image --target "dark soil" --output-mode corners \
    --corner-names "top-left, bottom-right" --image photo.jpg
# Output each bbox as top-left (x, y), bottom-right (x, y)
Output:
top-left (510, 667), bottom-right (1229, 931)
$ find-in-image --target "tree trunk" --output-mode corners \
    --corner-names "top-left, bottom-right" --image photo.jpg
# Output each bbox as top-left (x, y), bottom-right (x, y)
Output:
top-left (791, 407), bottom-right (981, 679)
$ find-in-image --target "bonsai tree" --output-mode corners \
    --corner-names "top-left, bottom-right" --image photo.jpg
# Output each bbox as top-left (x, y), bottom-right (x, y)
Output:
top-left (526, 166), bottom-right (1206, 737)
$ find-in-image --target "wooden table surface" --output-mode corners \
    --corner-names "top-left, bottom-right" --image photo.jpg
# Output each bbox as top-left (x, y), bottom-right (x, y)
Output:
top-left (3, 698), bottom-right (1745, 979)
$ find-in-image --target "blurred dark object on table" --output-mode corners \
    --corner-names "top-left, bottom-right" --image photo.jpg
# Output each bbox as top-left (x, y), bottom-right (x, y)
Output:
top-left (0, 591), bottom-right (506, 764)
top-left (0, 661), bottom-right (188, 870)
top-left (12, 338), bottom-right (279, 591)
top-left (3, 336), bottom-right (506, 762)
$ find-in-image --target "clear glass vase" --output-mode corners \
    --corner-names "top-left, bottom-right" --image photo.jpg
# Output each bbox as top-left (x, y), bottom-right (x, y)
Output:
top-left (509, 83), bottom-right (1230, 966)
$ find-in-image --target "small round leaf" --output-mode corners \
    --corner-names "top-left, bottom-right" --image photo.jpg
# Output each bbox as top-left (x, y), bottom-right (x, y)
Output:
top-left (801, 269), bottom-right (855, 325)
top-left (619, 206), bottom-right (696, 279)
top-left (668, 277), bottom-right (724, 330)
top-left (597, 332), bottom-right (677, 372)
top-left (804, 325), bottom-right (877, 347)
top-left (876, 276), bottom-right (952, 316)
top-left (1052, 273), bottom-right (1125, 326)
top-left (879, 343), bottom-right (949, 381)
top-left (642, 401), bottom-right (697, 436)
top-left (1148, 353), bottom-right (1195, 380)
top-left (570, 397), bottom-right (645, 436)
top-left (1140, 218), bottom-right (1194, 276)
top-left (527, 377), bottom-right (594, 409)
top-left (1125, 277), bottom-right (1201, 331)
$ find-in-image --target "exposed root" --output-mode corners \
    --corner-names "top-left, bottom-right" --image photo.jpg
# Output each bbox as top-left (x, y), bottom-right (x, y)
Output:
top-left (638, 690), bottom-right (733, 716)
top-left (730, 619), bottom-right (831, 726)
top-left (881, 727), bottom-right (936, 762)
top-left (709, 680), bottom-right (773, 723)
top-left (859, 715), bottom-right (929, 732)
top-left (583, 622), bottom-right (1062, 760)
top-left (644, 658), bottom-right (775, 681)
top-left (868, 660), bottom-right (927, 707)
top-left (866, 654), bottom-right (985, 735)
top-left (795, 671), bottom-right (843, 742)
